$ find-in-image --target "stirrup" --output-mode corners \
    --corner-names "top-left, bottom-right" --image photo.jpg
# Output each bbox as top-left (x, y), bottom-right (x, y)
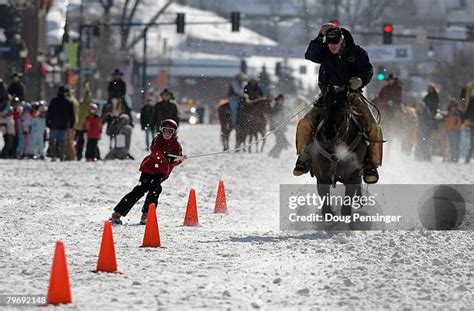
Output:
top-left (363, 168), bottom-right (379, 184)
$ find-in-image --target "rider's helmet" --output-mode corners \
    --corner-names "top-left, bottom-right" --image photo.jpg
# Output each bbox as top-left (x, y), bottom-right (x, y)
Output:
top-left (159, 119), bottom-right (178, 137)
top-left (326, 27), bottom-right (343, 44)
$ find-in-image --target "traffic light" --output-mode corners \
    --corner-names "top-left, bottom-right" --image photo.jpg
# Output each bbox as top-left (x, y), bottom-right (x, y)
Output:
top-left (177, 13), bottom-right (185, 34)
top-left (383, 23), bottom-right (393, 44)
top-left (231, 12), bottom-right (240, 32)
top-left (376, 66), bottom-right (386, 81)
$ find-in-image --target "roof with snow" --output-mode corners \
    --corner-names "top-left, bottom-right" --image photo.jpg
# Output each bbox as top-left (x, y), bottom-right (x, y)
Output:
top-left (134, 0), bottom-right (277, 59)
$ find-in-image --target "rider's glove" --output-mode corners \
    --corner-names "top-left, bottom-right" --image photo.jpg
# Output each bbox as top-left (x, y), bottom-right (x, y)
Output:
top-left (319, 23), bottom-right (335, 36)
top-left (349, 77), bottom-right (363, 90)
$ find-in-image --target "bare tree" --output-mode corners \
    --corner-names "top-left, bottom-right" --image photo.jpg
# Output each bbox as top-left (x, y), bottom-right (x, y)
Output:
top-left (432, 51), bottom-right (474, 101)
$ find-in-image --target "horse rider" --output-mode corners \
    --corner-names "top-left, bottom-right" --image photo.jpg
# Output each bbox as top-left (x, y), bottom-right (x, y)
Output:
top-left (377, 73), bottom-right (404, 108)
top-left (108, 69), bottom-right (127, 102)
top-left (244, 76), bottom-right (264, 101)
top-left (227, 73), bottom-right (246, 128)
top-left (294, 23), bottom-right (383, 184)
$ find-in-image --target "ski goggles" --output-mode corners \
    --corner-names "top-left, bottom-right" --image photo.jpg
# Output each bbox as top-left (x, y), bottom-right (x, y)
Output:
top-left (161, 127), bottom-right (176, 135)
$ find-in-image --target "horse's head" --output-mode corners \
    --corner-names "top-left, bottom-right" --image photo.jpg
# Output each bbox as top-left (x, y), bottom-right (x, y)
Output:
top-left (320, 85), bottom-right (350, 142)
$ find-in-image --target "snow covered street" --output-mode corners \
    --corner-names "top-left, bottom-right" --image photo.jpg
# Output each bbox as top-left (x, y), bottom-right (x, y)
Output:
top-left (1, 124), bottom-right (473, 310)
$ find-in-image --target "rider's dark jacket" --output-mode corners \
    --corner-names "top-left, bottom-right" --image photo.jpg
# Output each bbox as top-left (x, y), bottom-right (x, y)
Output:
top-left (108, 79), bottom-right (127, 99)
top-left (305, 28), bottom-right (373, 93)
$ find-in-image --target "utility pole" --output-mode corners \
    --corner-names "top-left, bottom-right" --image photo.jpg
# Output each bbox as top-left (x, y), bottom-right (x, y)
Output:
top-left (77, 0), bottom-right (84, 96)
top-left (142, 27), bottom-right (148, 106)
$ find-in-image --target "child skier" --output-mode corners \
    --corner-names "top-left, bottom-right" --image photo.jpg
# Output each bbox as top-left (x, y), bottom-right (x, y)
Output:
top-left (83, 103), bottom-right (102, 162)
top-left (110, 119), bottom-right (185, 225)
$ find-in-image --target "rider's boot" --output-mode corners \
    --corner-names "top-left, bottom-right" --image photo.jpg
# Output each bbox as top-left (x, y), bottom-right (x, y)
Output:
top-left (294, 111), bottom-right (318, 176)
top-left (363, 154), bottom-right (379, 184)
top-left (293, 151), bottom-right (312, 176)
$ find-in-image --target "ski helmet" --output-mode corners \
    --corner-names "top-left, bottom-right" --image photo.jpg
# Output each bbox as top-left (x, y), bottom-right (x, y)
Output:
top-left (159, 119), bottom-right (178, 136)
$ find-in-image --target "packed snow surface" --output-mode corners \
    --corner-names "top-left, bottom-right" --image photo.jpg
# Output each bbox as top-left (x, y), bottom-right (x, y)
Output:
top-left (1, 124), bottom-right (473, 310)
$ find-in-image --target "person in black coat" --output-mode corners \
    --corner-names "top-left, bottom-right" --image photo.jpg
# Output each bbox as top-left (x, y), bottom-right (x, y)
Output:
top-left (140, 97), bottom-right (156, 150)
top-left (294, 24), bottom-right (382, 184)
top-left (423, 84), bottom-right (440, 118)
top-left (152, 89), bottom-right (179, 132)
top-left (7, 73), bottom-right (25, 101)
top-left (107, 69), bottom-right (127, 100)
top-left (0, 79), bottom-right (8, 112)
top-left (46, 85), bottom-right (75, 161)
top-left (244, 77), bottom-right (264, 100)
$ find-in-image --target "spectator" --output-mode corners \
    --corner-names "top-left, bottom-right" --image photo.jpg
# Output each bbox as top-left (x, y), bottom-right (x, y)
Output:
top-left (46, 85), bottom-right (75, 161)
top-left (7, 73), bottom-right (25, 101)
top-left (423, 84), bottom-right (440, 118)
top-left (105, 114), bottom-right (133, 160)
top-left (83, 103), bottom-right (102, 162)
top-left (0, 78), bottom-right (9, 111)
top-left (415, 101), bottom-right (433, 161)
top-left (465, 95), bottom-right (474, 163)
top-left (20, 103), bottom-right (33, 158)
top-left (28, 103), bottom-right (47, 159)
top-left (108, 69), bottom-right (126, 101)
top-left (65, 88), bottom-right (79, 160)
top-left (0, 105), bottom-right (15, 158)
top-left (152, 89), bottom-right (179, 132)
top-left (445, 99), bottom-right (463, 162)
top-left (76, 81), bottom-right (93, 160)
top-left (11, 97), bottom-right (21, 158)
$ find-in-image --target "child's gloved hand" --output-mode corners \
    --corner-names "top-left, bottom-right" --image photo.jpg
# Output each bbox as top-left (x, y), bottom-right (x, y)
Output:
top-left (174, 155), bottom-right (186, 165)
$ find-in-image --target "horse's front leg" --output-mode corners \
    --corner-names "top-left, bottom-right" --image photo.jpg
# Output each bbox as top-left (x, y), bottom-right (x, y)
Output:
top-left (341, 182), bottom-right (361, 216)
top-left (317, 182), bottom-right (333, 217)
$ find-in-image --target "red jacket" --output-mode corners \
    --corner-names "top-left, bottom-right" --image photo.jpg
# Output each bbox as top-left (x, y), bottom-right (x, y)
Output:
top-left (83, 114), bottom-right (102, 139)
top-left (140, 134), bottom-right (183, 177)
top-left (378, 82), bottom-right (403, 106)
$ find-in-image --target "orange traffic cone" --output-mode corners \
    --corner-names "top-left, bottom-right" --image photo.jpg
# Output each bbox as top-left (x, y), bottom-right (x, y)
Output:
top-left (184, 189), bottom-right (199, 226)
top-left (214, 180), bottom-right (228, 214)
top-left (93, 221), bottom-right (119, 273)
top-left (141, 203), bottom-right (161, 247)
top-left (47, 241), bottom-right (72, 305)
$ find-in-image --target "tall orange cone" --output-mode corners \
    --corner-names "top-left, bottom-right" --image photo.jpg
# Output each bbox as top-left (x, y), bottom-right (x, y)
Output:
top-left (93, 221), bottom-right (119, 273)
top-left (141, 203), bottom-right (161, 247)
top-left (47, 241), bottom-right (72, 305)
top-left (214, 180), bottom-right (228, 214)
top-left (184, 188), bottom-right (199, 226)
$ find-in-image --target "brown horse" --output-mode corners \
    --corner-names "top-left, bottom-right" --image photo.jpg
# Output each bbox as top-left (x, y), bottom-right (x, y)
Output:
top-left (235, 98), bottom-right (271, 153)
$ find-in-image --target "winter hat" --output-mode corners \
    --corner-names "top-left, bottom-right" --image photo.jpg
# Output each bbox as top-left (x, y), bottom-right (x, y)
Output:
top-left (326, 27), bottom-right (343, 44)
top-left (23, 103), bottom-right (32, 111)
top-left (89, 103), bottom-right (98, 111)
top-left (112, 69), bottom-right (123, 76)
top-left (39, 104), bottom-right (48, 113)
